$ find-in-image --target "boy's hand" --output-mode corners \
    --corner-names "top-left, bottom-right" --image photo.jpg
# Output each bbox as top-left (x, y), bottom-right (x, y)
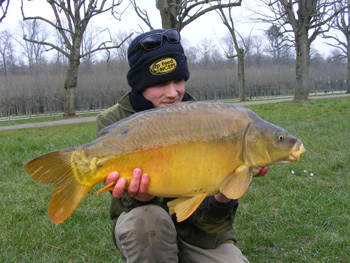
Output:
top-left (105, 168), bottom-right (155, 202)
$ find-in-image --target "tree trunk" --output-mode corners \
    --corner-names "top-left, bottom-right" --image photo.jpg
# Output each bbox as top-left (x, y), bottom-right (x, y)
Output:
top-left (347, 44), bottom-right (350, 94)
top-left (294, 33), bottom-right (310, 102)
top-left (347, 0), bottom-right (350, 94)
top-left (237, 48), bottom-right (246, 101)
top-left (156, 0), bottom-right (181, 29)
top-left (63, 52), bottom-right (80, 116)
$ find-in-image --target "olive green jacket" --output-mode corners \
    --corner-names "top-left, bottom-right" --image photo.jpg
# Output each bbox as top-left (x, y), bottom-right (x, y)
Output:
top-left (96, 92), bottom-right (238, 249)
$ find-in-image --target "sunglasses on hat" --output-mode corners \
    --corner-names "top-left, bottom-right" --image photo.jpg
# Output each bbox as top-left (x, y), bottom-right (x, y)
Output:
top-left (128, 29), bottom-right (181, 58)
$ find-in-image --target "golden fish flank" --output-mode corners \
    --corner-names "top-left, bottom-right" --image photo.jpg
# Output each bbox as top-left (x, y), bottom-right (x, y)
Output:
top-left (23, 102), bottom-right (305, 225)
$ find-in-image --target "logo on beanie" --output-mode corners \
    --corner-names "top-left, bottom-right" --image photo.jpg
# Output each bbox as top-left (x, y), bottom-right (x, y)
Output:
top-left (149, 58), bottom-right (177, 75)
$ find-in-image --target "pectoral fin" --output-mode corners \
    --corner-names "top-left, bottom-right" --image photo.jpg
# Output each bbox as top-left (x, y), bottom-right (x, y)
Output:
top-left (219, 166), bottom-right (252, 200)
top-left (167, 193), bottom-right (207, 222)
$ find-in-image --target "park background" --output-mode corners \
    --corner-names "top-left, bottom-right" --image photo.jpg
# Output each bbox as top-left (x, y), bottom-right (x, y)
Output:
top-left (0, 1), bottom-right (349, 262)
top-left (0, 0), bottom-right (349, 118)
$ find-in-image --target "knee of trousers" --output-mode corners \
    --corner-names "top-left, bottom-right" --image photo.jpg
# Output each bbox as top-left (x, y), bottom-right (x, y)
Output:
top-left (114, 205), bottom-right (177, 253)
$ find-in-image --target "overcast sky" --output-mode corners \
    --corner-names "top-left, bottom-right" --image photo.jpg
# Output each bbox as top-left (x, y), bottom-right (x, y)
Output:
top-left (1, 0), bottom-right (336, 58)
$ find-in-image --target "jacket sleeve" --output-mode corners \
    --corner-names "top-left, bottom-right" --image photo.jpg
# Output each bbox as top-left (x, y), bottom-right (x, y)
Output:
top-left (193, 196), bottom-right (238, 234)
top-left (172, 196), bottom-right (238, 249)
top-left (96, 114), bottom-right (115, 137)
top-left (205, 196), bottom-right (238, 218)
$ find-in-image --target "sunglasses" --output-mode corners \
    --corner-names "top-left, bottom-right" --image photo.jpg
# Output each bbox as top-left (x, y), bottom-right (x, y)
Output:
top-left (128, 29), bottom-right (181, 58)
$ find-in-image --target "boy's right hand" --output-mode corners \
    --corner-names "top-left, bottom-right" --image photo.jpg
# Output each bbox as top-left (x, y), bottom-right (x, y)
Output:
top-left (105, 168), bottom-right (155, 202)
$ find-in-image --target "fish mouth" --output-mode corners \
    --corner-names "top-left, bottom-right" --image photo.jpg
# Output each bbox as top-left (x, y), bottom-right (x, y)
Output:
top-left (288, 142), bottom-right (306, 162)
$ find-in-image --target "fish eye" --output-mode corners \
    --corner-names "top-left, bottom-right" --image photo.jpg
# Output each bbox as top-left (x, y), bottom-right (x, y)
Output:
top-left (276, 132), bottom-right (284, 141)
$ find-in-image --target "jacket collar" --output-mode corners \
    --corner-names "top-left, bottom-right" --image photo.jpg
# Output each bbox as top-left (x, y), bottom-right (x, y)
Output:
top-left (118, 92), bottom-right (136, 114)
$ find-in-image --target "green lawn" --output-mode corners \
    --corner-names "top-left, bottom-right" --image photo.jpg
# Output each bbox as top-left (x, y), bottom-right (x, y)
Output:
top-left (0, 97), bottom-right (349, 262)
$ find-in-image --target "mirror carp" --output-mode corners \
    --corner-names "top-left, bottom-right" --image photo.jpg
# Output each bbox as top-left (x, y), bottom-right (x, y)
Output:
top-left (24, 102), bottom-right (305, 224)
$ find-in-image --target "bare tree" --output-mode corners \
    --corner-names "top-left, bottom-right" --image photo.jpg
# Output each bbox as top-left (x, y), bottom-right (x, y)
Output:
top-left (0, 0), bottom-right (9, 23)
top-left (259, 0), bottom-right (338, 102)
top-left (111, 30), bottom-right (133, 65)
top-left (184, 45), bottom-right (199, 66)
top-left (265, 24), bottom-right (286, 63)
top-left (217, 4), bottom-right (250, 101)
top-left (52, 28), bottom-right (69, 69)
top-left (131, 0), bottom-right (242, 31)
top-left (197, 38), bottom-right (215, 68)
top-left (324, 0), bottom-right (350, 94)
top-left (18, 20), bottom-right (48, 74)
top-left (250, 35), bottom-right (265, 67)
top-left (21, 0), bottom-right (131, 116)
top-left (0, 30), bottom-right (13, 76)
top-left (81, 24), bottom-right (105, 71)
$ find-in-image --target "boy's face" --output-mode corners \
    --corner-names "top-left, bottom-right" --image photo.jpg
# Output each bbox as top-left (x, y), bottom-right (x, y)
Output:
top-left (142, 79), bottom-right (185, 108)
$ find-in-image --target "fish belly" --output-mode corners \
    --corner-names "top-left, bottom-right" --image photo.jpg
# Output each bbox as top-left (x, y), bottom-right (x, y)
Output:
top-left (96, 139), bottom-right (242, 198)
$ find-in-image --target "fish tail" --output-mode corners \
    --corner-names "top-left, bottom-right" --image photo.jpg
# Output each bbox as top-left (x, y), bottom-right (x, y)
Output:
top-left (23, 148), bottom-right (93, 225)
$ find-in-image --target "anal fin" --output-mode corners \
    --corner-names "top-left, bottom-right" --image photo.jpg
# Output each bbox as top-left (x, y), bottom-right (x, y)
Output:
top-left (94, 181), bottom-right (116, 195)
top-left (167, 193), bottom-right (207, 222)
top-left (219, 166), bottom-right (252, 200)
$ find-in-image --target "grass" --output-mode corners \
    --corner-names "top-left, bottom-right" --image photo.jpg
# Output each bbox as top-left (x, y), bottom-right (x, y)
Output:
top-left (237, 98), bottom-right (350, 262)
top-left (0, 97), bottom-right (349, 262)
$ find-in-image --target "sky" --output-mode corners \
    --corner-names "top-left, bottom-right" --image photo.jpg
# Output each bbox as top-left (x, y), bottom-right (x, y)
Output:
top-left (1, 0), bottom-right (337, 59)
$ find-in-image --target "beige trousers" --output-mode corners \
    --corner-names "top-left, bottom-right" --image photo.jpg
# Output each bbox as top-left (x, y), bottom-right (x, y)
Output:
top-left (114, 205), bottom-right (249, 263)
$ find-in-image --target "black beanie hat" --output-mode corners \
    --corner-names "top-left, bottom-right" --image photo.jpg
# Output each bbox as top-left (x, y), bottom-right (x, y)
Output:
top-left (127, 29), bottom-right (190, 93)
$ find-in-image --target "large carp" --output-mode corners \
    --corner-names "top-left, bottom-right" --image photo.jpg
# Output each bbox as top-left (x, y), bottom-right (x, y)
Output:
top-left (24, 102), bottom-right (305, 225)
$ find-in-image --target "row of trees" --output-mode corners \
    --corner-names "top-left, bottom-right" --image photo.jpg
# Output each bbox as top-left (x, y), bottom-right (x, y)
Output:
top-left (1, 0), bottom-right (350, 117)
top-left (0, 46), bottom-right (346, 118)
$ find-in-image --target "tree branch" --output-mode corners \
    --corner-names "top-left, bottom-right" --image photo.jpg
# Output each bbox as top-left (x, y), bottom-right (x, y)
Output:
top-left (180, 0), bottom-right (242, 30)
top-left (131, 0), bottom-right (154, 30)
top-left (22, 35), bottom-right (70, 57)
top-left (21, 0), bottom-right (127, 59)
top-left (0, 0), bottom-right (9, 23)
top-left (80, 32), bottom-right (133, 58)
